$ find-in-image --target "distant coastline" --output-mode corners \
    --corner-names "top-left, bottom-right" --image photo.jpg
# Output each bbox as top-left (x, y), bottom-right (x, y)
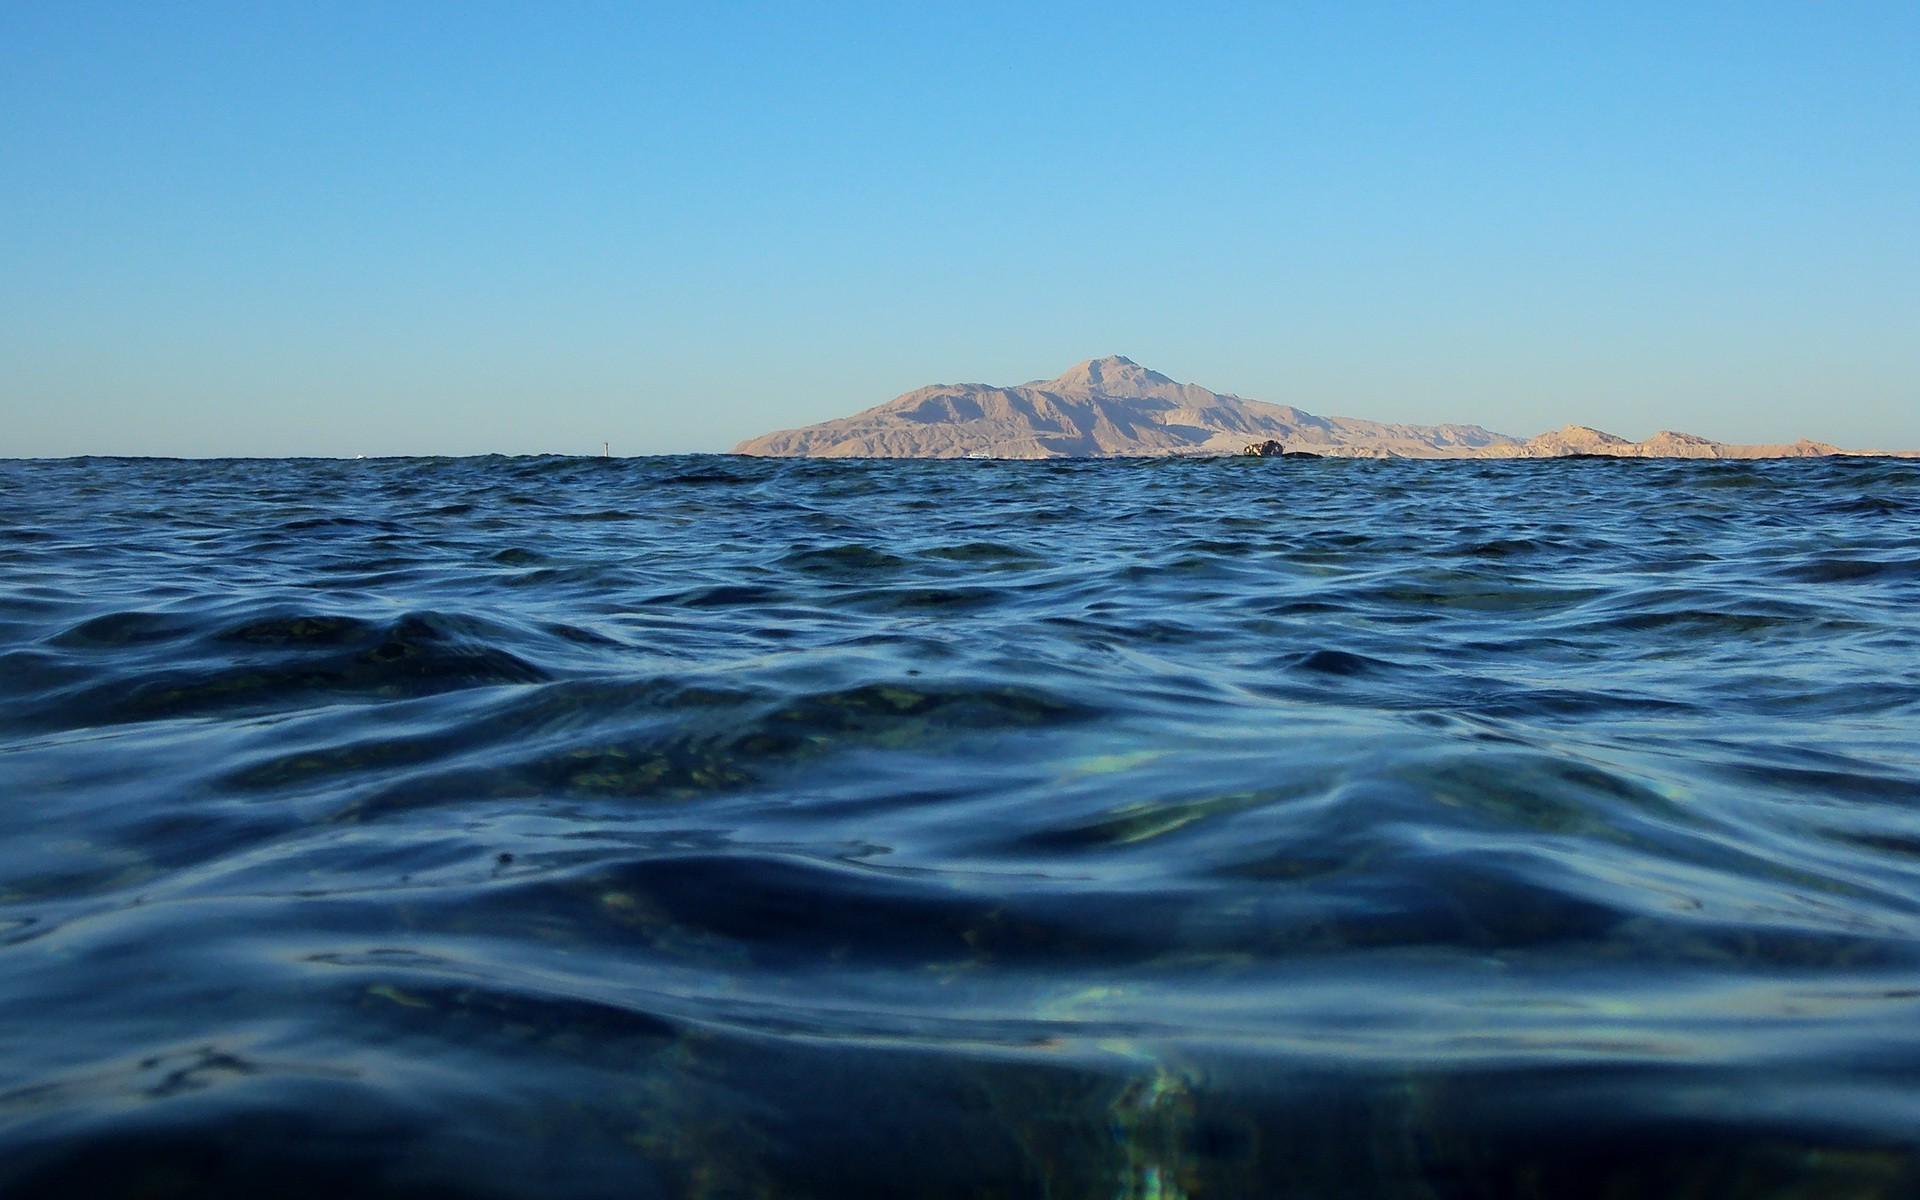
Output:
top-left (735, 357), bottom-right (1908, 461)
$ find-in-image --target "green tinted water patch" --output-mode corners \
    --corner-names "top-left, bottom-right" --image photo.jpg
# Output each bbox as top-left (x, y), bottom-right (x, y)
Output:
top-left (47, 610), bottom-right (204, 649)
top-left (1403, 749), bottom-right (1689, 838)
top-left (357, 979), bottom-right (677, 1057)
top-left (1014, 781), bottom-right (1321, 855)
top-left (545, 740), bottom-right (757, 800)
top-left (760, 680), bottom-right (1091, 741)
top-left (777, 543), bottom-right (911, 576)
top-left (221, 726), bottom-right (467, 794)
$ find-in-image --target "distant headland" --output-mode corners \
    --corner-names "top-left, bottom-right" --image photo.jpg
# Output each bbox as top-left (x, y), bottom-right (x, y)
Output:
top-left (734, 357), bottom-right (1900, 460)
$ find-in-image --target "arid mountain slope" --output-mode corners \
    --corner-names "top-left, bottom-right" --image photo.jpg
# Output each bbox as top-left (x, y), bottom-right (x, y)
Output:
top-left (733, 358), bottom-right (1866, 459)
top-left (1510, 425), bottom-right (1840, 459)
top-left (735, 357), bottom-right (1513, 458)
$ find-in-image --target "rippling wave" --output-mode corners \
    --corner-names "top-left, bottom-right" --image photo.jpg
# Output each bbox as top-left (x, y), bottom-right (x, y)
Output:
top-left (3, 453), bottom-right (1919, 1196)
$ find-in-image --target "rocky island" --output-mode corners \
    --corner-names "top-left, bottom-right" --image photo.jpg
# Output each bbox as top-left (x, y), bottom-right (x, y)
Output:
top-left (734, 356), bottom-right (1870, 460)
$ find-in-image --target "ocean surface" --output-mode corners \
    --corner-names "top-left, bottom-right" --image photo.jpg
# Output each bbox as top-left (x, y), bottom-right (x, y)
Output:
top-left (2, 453), bottom-right (1919, 1198)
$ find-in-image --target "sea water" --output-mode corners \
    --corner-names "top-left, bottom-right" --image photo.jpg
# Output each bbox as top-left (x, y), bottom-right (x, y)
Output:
top-left (2, 453), bottom-right (1918, 1196)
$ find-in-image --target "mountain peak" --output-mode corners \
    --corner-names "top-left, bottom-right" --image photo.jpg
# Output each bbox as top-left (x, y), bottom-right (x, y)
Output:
top-left (1038, 355), bottom-right (1177, 396)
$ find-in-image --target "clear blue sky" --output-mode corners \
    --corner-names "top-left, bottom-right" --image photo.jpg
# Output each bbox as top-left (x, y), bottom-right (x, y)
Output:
top-left (3, 2), bottom-right (1915, 456)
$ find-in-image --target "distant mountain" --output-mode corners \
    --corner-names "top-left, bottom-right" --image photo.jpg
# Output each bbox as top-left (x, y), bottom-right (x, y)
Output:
top-left (732, 357), bottom-right (1863, 460)
top-left (1507, 424), bottom-right (1840, 459)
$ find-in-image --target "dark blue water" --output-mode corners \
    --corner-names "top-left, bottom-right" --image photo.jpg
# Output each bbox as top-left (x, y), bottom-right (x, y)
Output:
top-left (3, 453), bottom-right (1919, 1197)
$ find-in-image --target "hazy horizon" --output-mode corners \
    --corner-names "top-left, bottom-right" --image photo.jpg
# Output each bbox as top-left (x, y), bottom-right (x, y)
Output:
top-left (4, 4), bottom-right (1916, 457)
